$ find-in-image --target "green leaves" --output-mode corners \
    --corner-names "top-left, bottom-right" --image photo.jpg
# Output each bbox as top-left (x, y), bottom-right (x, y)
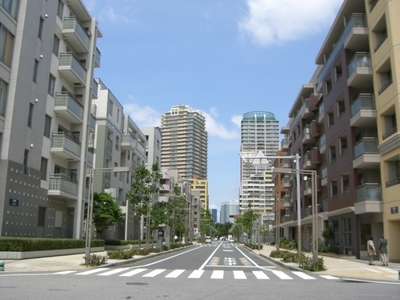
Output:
top-left (92, 192), bottom-right (125, 235)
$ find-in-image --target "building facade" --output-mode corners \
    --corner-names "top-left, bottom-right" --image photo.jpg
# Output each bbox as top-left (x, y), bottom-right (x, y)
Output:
top-left (277, 0), bottom-right (400, 261)
top-left (220, 200), bottom-right (239, 224)
top-left (0, 0), bottom-right (101, 239)
top-left (140, 126), bottom-right (162, 169)
top-left (239, 112), bottom-right (279, 217)
top-left (160, 105), bottom-right (208, 180)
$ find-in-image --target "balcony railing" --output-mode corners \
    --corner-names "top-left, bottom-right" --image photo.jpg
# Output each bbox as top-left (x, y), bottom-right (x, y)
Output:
top-left (353, 138), bottom-right (378, 159)
top-left (58, 52), bottom-right (87, 85)
top-left (55, 92), bottom-right (84, 121)
top-left (347, 53), bottom-right (371, 78)
top-left (62, 16), bottom-right (90, 52)
top-left (49, 174), bottom-right (78, 196)
top-left (356, 183), bottom-right (381, 202)
top-left (350, 94), bottom-right (375, 117)
top-left (317, 14), bottom-right (367, 87)
top-left (51, 132), bottom-right (81, 158)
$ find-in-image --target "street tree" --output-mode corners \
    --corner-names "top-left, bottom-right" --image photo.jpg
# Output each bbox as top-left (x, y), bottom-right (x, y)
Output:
top-left (127, 163), bottom-right (162, 248)
top-left (91, 192), bottom-right (125, 237)
top-left (165, 185), bottom-right (187, 243)
top-left (199, 208), bottom-right (214, 237)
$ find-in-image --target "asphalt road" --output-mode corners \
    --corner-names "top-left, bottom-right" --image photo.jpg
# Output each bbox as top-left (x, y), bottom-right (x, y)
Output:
top-left (1, 241), bottom-right (400, 299)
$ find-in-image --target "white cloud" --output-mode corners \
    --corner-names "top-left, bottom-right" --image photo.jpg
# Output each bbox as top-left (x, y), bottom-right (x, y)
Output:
top-left (231, 115), bottom-right (242, 127)
top-left (99, 6), bottom-right (135, 24)
top-left (202, 109), bottom-right (240, 140)
top-left (239, 0), bottom-right (343, 46)
top-left (123, 102), bottom-right (161, 127)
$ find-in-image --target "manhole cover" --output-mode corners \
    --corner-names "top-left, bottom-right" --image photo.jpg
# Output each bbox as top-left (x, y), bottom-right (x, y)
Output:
top-left (126, 282), bottom-right (149, 286)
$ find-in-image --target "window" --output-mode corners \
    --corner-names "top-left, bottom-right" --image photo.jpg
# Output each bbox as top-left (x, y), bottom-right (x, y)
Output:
top-left (40, 157), bottom-right (48, 180)
top-left (341, 174), bottom-right (350, 196)
top-left (44, 114), bottom-right (51, 138)
top-left (337, 96), bottom-right (345, 118)
top-left (115, 136), bottom-right (119, 150)
top-left (335, 60), bottom-right (342, 82)
top-left (382, 111), bottom-right (397, 140)
top-left (37, 207), bottom-right (46, 227)
top-left (28, 103), bottom-right (34, 127)
top-left (114, 162), bottom-right (118, 177)
top-left (373, 15), bottom-right (387, 52)
top-left (38, 17), bottom-right (44, 38)
top-left (340, 135), bottom-right (348, 156)
top-left (23, 149), bottom-right (29, 175)
top-left (57, 0), bottom-right (64, 19)
top-left (48, 74), bottom-right (55, 96)
top-left (328, 109), bottom-right (334, 128)
top-left (108, 100), bottom-right (113, 116)
top-left (329, 144), bottom-right (336, 163)
top-left (331, 179), bottom-right (338, 200)
top-left (0, 79), bottom-right (8, 116)
top-left (32, 59), bottom-right (39, 82)
top-left (378, 59), bottom-right (392, 94)
top-left (52, 35), bottom-right (60, 56)
top-left (0, 25), bottom-right (14, 67)
top-left (1, 0), bottom-right (19, 19)
top-left (325, 77), bottom-right (332, 94)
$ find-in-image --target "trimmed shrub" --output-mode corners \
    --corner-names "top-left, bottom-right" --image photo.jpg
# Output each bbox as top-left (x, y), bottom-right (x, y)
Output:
top-left (0, 237), bottom-right (104, 251)
top-left (299, 255), bottom-right (326, 271)
top-left (83, 254), bottom-right (107, 266)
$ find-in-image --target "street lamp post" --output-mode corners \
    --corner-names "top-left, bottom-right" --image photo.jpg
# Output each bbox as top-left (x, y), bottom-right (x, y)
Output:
top-left (273, 167), bottom-right (318, 266)
top-left (239, 151), bottom-right (301, 257)
top-left (85, 166), bottom-right (130, 263)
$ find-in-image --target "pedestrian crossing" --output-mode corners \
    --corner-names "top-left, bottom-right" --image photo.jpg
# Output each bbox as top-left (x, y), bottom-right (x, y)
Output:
top-left (55, 268), bottom-right (340, 281)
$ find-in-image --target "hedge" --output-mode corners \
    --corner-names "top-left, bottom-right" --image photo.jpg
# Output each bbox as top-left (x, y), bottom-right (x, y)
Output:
top-left (0, 237), bottom-right (104, 251)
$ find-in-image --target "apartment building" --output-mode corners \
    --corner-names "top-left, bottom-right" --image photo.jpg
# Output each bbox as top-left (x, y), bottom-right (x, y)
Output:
top-left (277, 0), bottom-right (400, 261)
top-left (239, 111), bottom-right (279, 216)
top-left (0, 0), bottom-right (101, 239)
top-left (140, 126), bottom-right (162, 169)
top-left (161, 105), bottom-right (208, 181)
top-left (220, 200), bottom-right (239, 224)
top-left (188, 177), bottom-right (208, 210)
top-left (91, 78), bottom-right (147, 240)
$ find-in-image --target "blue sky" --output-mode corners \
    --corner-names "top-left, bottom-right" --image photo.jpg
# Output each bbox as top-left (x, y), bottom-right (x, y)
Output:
top-left (83, 0), bottom-right (344, 218)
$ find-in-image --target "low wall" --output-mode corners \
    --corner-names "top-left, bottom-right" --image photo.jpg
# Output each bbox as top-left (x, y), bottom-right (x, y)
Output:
top-left (0, 247), bottom-right (104, 260)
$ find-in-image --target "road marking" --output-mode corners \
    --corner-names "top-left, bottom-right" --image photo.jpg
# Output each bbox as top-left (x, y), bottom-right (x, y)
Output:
top-left (165, 269), bottom-right (185, 278)
top-left (199, 242), bottom-right (223, 270)
top-left (233, 270), bottom-right (247, 279)
top-left (211, 270), bottom-right (224, 279)
top-left (120, 268), bottom-right (147, 277)
top-left (252, 271), bottom-right (269, 279)
top-left (188, 270), bottom-right (204, 278)
top-left (143, 269), bottom-right (166, 277)
top-left (54, 271), bottom-right (76, 275)
top-left (320, 275), bottom-right (339, 280)
top-left (292, 271), bottom-right (316, 280)
top-left (77, 268), bottom-right (109, 275)
top-left (271, 270), bottom-right (293, 280)
top-left (98, 268), bottom-right (130, 276)
top-left (364, 267), bottom-right (381, 273)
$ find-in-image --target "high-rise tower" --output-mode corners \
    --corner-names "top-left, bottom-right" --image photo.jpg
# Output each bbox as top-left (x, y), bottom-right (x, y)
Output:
top-left (239, 111), bottom-right (279, 215)
top-left (161, 105), bottom-right (208, 180)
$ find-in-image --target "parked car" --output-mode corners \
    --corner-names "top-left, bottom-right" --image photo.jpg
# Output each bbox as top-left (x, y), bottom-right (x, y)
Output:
top-left (228, 238), bottom-right (234, 243)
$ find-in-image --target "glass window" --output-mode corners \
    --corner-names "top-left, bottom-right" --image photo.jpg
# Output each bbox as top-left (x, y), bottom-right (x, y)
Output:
top-left (44, 114), bottom-right (51, 138)
top-left (40, 157), bottom-right (48, 180)
top-left (52, 35), bottom-right (60, 56)
top-left (23, 149), bottom-right (29, 174)
top-left (28, 103), bottom-right (33, 127)
top-left (48, 74), bottom-right (55, 96)
top-left (0, 25), bottom-right (14, 67)
top-left (38, 17), bottom-right (44, 38)
top-left (0, 79), bottom-right (8, 116)
top-left (57, 0), bottom-right (64, 19)
top-left (32, 59), bottom-right (39, 82)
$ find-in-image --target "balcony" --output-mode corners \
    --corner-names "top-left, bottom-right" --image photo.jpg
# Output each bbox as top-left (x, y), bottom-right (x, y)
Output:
top-left (62, 16), bottom-right (90, 53)
top-left (89, 113), bottom-right (96, 132)
top-left (282, 195), bottom-right (291, 208)
top-left (58, 53), bottom-right (87, 86)
top-left (106, 138), bottom-right (112, 160)
top-left (95, 47), bottom-right (101, 68)
top-left (281, 138), bottom-right (289, 150)
top-left (350, 94), bottom-right (376, 127)
top-left (347, 53), bottom-right (373, 88)
top-left (302, 126), bottom-right (314, 144)
top-left (87, 151), bottom-right (93, 166)
top-left (353, 138), bottom-right (380, 169)
top-left (282, 214), bottom-right (293, 223)
top-left (50, 133), bottom-right (81, 161)
top-left (48, 174), bottom-right (78, 200)
top-left (300, 98), bottom-right (315, 120)
top-left (303, 180), bottom-right (312, 196)
top-left (282, 176), bottom-right (290, 188)
top-left (54, 92), bottom-right (83, 124)
top-left (354, 184), bottom-right (382, 215)
top-left (92, 78), bottom-right (99, 99)
top-left (121, 133), bottom-right (137, 151)
top-left (317, 14), bottom-right (367, 90)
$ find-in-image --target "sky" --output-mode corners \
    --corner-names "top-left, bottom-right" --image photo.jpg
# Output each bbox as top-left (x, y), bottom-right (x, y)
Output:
top-left (82, 0), bottom-right (344, 220)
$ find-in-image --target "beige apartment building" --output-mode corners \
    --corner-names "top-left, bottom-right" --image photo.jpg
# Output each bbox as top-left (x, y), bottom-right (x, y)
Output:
top-left (276, 0), bottom-right (400, 261)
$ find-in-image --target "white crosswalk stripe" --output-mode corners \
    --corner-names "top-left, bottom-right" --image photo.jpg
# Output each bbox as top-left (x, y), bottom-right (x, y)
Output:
top-left (66, 268), bottom-right (340, 281)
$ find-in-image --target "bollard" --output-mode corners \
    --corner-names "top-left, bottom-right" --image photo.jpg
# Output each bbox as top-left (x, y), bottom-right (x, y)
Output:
top-left (0, 260), bottom-right (4, 271)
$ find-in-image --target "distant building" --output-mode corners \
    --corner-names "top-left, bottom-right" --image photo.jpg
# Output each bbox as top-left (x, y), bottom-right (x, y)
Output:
top-left (189, 178), bottom-right (209, 210)
top-left (220, 201), bottom-right (239, 224)
top-left (160, 105), bottom-right (208, 180)
top-left (210, 209), bottom-right (217, 223)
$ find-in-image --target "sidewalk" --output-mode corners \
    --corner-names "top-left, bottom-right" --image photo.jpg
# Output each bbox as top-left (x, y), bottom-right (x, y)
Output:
top-left (255, 245), bottom-right (400, 282)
